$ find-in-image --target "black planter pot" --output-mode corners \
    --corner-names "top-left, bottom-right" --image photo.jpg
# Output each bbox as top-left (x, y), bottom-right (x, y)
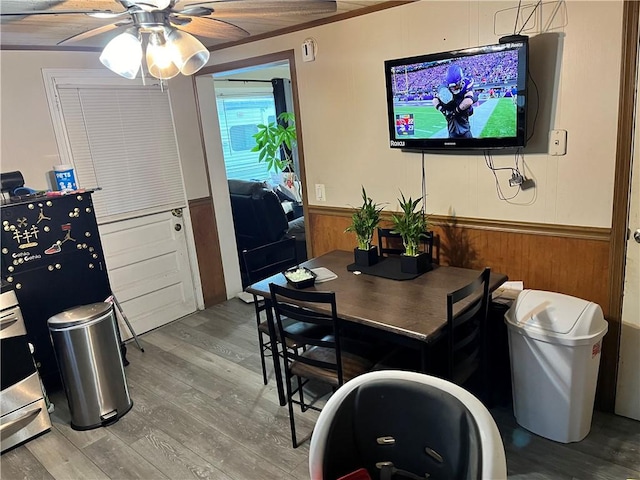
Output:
top-left (400, 251), bottom-right (432, 274)
top-left (354, 246), bottom-right (379, 267)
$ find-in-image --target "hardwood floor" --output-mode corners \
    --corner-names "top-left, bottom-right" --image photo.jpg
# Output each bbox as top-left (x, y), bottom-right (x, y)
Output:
top-left (2, 299), bottom-right (639, 479)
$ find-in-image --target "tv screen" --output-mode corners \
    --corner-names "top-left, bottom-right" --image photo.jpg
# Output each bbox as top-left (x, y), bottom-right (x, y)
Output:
top-left (385, 39), bottom-right (528, 151)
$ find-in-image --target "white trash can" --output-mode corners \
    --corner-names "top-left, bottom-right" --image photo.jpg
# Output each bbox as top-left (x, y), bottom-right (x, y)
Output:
top-left (505, 290), bottom-right (608, 443)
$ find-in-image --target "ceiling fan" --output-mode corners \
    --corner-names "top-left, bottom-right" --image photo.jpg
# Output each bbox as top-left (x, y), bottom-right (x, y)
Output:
top-left (0, 0), bottom-right (337, 79)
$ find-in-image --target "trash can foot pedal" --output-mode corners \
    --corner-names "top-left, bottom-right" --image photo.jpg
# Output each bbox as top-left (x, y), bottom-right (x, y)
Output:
top-left (100, 410), bottom-right (118, 427)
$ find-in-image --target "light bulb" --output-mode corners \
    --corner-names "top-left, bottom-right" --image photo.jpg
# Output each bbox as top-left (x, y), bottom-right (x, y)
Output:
top-left (146, 32), bottom-right (179, 79)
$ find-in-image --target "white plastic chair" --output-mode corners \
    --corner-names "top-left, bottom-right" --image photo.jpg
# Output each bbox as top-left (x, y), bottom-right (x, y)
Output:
top-left (309, 370), bottom-right (507, 480)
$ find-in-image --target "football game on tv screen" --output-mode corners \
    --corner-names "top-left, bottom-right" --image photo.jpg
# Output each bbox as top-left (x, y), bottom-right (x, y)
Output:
top-left (385, 40), bottom-right (528, 150)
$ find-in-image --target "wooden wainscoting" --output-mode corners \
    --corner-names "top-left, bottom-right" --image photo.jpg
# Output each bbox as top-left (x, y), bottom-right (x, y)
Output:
top-left (307, 205), bottom-right (615, 409)
top-left (189, 197), bottom-right (227, 307)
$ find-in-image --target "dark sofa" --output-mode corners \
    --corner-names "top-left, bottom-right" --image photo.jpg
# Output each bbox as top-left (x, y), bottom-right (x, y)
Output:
top-left (228, 179), bottom-right (306, 285)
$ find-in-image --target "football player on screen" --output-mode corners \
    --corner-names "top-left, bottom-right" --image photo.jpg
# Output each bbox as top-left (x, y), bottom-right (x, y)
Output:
top-left (433, 64), bottom-right (478, 138)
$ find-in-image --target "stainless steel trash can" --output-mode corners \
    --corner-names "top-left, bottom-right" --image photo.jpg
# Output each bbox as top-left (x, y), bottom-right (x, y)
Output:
top-left (48, 302), bottom-right (132, 431)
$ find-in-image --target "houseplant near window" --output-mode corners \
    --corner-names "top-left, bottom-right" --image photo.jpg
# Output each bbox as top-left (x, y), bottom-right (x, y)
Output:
top-left (251, 111), bottom-right (301, 202)
top-left (252, 111), bottom-right (297, 173)
top-left (345, 186), bottom-right (384, 266)
top-left (391, 191), bottom-right (431, 274)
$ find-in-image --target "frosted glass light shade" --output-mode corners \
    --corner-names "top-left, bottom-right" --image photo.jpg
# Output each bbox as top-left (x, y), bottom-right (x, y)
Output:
top-left (148, 0), bottom-right (171, 8)
top-left (167, 29), bottom-right (210, 75)
top-left (99, 31), bottom-right (142, 79)
top-left (146, 38), bottom-right (179, 79)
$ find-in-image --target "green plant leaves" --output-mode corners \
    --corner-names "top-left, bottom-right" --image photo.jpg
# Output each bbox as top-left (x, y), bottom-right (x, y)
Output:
top-left (345, 186), bottom-right (384, 250)
top-left (391, 191), bottom-right (428, 257)
top-left (251, 112), bottom-right (297, 172)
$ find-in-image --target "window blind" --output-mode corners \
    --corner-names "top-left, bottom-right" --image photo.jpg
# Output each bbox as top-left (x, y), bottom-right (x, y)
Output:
top-left (215, 95), bottom-right (275, 182)
top-left (56, 86), bottom-right (185, 222)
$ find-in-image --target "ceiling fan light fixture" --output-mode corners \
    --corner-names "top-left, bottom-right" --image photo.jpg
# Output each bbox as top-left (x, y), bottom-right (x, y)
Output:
top-left (99, 29), bottom-right (142, 79)
top-left (166, 28), bottom-right (210, 76)
top-left (139, 0), bottom-right (172, 11)
top-left (146, 32), bottom-right (179, 80)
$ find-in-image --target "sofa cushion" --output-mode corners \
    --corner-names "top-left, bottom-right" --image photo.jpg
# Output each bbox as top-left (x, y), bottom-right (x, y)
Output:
top-left (287, 216), bottom-right (306, 242)
top-left (228, 179), bottom-right (268, 197)
top-left (228, 179), bottom-right (289, 252)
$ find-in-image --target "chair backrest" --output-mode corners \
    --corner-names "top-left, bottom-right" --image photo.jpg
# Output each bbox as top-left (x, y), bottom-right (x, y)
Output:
top-left (446, 268), bottom-right (491, 388)
top-left (242, 237), bottom-right (298, 285)
top-left (269, 284), bottom-right (343, 385)
top-left (309, 370), bottom-right (507, 480)
top-left (377, 228), bottom-right (434, 260)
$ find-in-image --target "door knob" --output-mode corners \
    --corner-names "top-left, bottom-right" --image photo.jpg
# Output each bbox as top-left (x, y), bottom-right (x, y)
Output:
top-left (174, 224), bottom-right (182, 232)
top-left (634, 229), bottom-right (640, 244)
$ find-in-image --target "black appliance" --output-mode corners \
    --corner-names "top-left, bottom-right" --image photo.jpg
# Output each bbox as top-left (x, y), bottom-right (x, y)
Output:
top-left (0, 192), bottom-right (112, 391)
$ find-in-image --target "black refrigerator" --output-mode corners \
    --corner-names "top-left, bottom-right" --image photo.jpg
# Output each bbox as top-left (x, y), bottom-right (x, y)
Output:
top-left (1, 192), bottom-right (112, 391)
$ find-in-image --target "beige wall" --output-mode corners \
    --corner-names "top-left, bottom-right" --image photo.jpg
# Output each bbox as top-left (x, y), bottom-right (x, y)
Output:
top-left (0, 1), bottom-right (623, 223)
top-left (200, 0), bottom-right (622, 229)
top-left (0, 51), bottom-right (209, 200)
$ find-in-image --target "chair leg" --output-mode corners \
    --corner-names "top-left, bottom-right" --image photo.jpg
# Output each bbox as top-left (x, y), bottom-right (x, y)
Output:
top-left (297, 375), bottom-right (307, 412)
top-left (285, 372), bottom-right (298, 448)
top-left (257, 329), bottom-right (268, 385)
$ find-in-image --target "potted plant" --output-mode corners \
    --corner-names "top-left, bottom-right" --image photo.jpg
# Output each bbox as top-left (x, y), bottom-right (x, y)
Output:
top-left (345, 186), bottom-right (384, 266)
top-left (252, 111), bottom-right (302, 203)
top-left (252, 111), bottom-right (297, 173)
top-left (391, 191), bottom-right (431, 274)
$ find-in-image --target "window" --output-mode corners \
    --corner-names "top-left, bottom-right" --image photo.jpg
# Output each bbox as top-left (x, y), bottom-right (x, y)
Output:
top-left (229, 124), bottom-right (259, 151)
top-left (216, 95), bottom-right (277, 182)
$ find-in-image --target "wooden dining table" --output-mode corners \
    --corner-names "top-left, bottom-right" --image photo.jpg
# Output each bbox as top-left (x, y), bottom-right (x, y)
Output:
top-left (246, 249), bottom-right (508, 405)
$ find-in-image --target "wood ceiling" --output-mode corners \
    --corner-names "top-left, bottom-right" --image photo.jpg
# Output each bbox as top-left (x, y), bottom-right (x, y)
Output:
top-left (0, 0), bottom-right (407, 50)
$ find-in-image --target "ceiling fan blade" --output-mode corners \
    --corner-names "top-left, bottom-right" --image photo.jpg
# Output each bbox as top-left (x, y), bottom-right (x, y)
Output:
top-left (168, 15), bottom-right (192, 26)
top-left (175, 16), bottom-right (249, 41)
top-left (180, 0), bottom-right (338, 18)
top-left (172, 6), bottom-right (214, 17)
top-left (57, 20), bottom-right (132, 45)
top-left (0, 9), bottom-right (125, 17)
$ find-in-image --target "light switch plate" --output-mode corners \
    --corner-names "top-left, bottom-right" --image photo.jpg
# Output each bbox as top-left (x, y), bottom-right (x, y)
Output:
top-left (550, 129), bottom-right (567, 156)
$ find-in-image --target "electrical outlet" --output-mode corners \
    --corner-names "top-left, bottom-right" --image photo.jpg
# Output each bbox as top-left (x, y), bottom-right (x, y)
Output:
top-left (315, 183), bottom-right (325, 201)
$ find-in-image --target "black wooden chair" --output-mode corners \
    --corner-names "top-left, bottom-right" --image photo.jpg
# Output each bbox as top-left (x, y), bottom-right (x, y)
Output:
top-left (377, 227), bottom-right (434, 260)
top-left (242, 237), bottom-right (323, 386)
top-left (445, 267), bottom-right (491, 403)
top-left (269, 283), bottom-right (378, 448)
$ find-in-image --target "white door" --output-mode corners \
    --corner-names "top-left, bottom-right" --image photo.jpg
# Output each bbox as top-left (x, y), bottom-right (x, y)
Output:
top-left (615, 24), bottom-right (640, 418)
top-left (615, 123), bottom-right (640, 420)
top-left (99, 210), bottom-right (196, 338)
top-left (43, 69), bottom-right (200, 337)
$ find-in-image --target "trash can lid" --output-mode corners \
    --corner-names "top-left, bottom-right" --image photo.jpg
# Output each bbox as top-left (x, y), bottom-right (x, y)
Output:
top-left (505, 290), bottom-right (608, 345)
top-left (48, 302), bottom-right (113, 329)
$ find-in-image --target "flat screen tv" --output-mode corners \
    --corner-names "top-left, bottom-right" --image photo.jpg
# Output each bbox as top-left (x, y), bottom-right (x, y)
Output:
top-left (384, 38), bottom-right (528, 151)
